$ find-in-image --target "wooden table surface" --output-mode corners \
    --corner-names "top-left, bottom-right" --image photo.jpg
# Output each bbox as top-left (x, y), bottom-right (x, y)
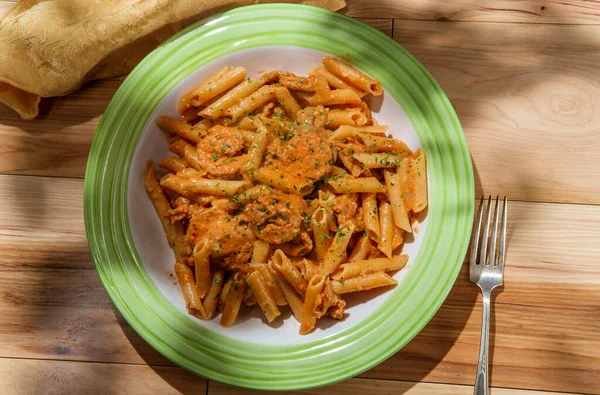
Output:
top-left (1, 1), bottom-right (599, 394)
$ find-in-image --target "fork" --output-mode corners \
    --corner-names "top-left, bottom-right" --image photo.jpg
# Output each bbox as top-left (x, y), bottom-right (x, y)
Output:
top-left (470, 196), bottom-right (508, 395)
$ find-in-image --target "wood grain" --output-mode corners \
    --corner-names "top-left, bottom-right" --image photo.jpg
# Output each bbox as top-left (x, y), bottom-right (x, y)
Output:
top-left (208, 378), bottom-right (585, 395)
top-left (0, 174), bottom-right (598, 393)
top-left (392, 21), bottom-right (600, 204)
top-left (0, 357), bottom-right (207, 395)
top-left (345, 0), bottom-right (600, 24)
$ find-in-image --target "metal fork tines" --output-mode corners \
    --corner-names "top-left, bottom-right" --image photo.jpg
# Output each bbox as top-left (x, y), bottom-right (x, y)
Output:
top-left (470, 195), bottom-right (508, 395)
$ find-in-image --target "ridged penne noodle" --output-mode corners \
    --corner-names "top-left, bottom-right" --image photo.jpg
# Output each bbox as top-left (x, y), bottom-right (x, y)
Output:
top-left (144, 166), bottom-right (184, 261)
top-left (300, 274), bottom-right (326, 335)
top-left (160, 174), bottom-right (248, 196)
top-left (341, 255), bottom-right (408, 279)
top-left (274, 275), bottom-right (303, 322)
top-left (243, 119), bottom-right (269, 175)
top-left (332, 271), bottom-right (397, 294)
top-left (179, 66), bottom-right (247, 113)
top-left (378, 201), bottom-right (394, 258)
top-left (247, 271), bottom-right (281, 323)
top-left (261, 267), bottom-right (288, 306)
top-left (193, 241), bottom-right (212, 298)
top-left (156, 115), bottom-right (207, 143)
top-left (411, 149), bottom-right (428, 213)
top-left (353, 152), bottom-right (406, 169)
top-left (311, 207), bottom-right (332, 261)
top-left (308, 67), bottom-right (364, 95)
top-left (251, 239), bottom-right (271, 264)
top-left (348, 233), bottom-right (371, 262)
top-left (384, 166), bottom-right (412, 232)
top-left (328, 175), bottom-right (386, 193)
top-left (362, 193), bottom-right (381, 242)
top-left (326, 108), bottom-right (368, 129)
top-left (182, 144), bottom-right (202, 171)
top-left (252, 167), bottom-right (313, 196)
top-left (322, 57), bottom-right (383, 96)
top-left (199, 78), bottom-right (264, 119)
top-left (322, 222), bottom-right (355, 275)
top-left (270, 249), bottom-right (307, 296)
top-left (174, 262), bottom-right (206, 319)
top-left (202, 269), bottom-right (225, 319)
top-left (157, 157), bottom-right (188, 173)
top-left (306, 89), bottom-right (362, 106)
top-left (220, 273), bottom-right (246, 327)
top-left (224, 85), bottom-right (276, 123)
top-left (274, 87), bottom-right (302, 114)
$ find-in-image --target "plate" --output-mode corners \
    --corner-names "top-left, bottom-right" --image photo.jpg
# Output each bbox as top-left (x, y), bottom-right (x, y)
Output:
top-left (84, 4), bottom-right (473, 390)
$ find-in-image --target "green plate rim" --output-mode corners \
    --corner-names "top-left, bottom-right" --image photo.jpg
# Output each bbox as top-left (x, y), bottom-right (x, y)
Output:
top-left (84, 4), bottom-right (474, 390)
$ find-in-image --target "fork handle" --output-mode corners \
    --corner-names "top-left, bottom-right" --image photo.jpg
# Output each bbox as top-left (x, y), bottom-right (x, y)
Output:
top-left (474, 291), bottom-right (491, 395)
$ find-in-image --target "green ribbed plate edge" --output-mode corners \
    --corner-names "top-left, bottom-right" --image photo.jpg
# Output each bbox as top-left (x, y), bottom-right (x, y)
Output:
top-left (84, 4), bottom-right (473, 390)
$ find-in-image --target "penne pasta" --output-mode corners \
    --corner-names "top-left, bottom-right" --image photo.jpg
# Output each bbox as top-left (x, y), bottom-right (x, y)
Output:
top-left (220, 273), bottom-right (246, 327)
top-left (332, 272), bottom-right (397, 294)
top-left (247, 271), bottom-right (281, 323)
top-left (322, 57), bottom-right (383, 96)
top-left (411, 149), bottom-right (428, 213)
top-left (348, 233), bottom-right (372, 262)
top-left (243, 119), bottom-right (269, 175)
top-left (322, 222), bottom-right (355, 275)
top-left (299, 274), bottom-right (326, 335)
top-left (270, 250), bottom-right (307, 296)
top-left (160, 174), bottom-right (249, 196)
top-left (144, 166), bottom-right (184, 261)
top-left (199, 78), bottom-right (264, 119)
top-left (174, 262), bottom-right (206, 319)
top-left (326, 108), bottom-right (368, 129)
top-left (202, 269), bottom-right (225, 319)
top-left (309, 67), bottom-right (364, 95)
top-left (311, 207), bottom-right (333, 262)
top-left (260, 267), bottom-right (287, 306)
top-left (224, 85), bottom-right (276, 123)
top-left (330, 125), bottom-right (388, 140)
top-left (274, 86), bottom-right (302, 115)
top-left (306, 89), bottom-right (362, 106)
top-left (156, 115), bottom-right (207, 143)
top-left (274, 275), bottom-right (304, 323)
top-left (179, 66), bottom-right (247, 113)
top-left (193, 241), bottom-right (212, 298)
top-left (157, 157), bottom-right (188, 173)
top-left (362, 193), bottom-right (381, 242)
top-left (341, 255), bottom-right (408, 279)
top-left (353, 152), bottom-right (406, 169)
top-left (328, 175), bottom-right (386, 194)
top-left (251, 167), bottom-right (313, 196)
top-left (384, 166), bottom-right (412, 233)
top-left (378, 201), bottom-right (394, 258)
top-left (251, 239), bottom-right (271, 264)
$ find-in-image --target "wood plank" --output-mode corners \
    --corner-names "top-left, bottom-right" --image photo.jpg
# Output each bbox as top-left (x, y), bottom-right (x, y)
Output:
top-left (1, 175), bottom-right (599, 393)
top-left (345, 0), bottom-right (600, 24)
top-left (209, 377), bottom-right (585, 395)
top-left (0, 76), bottom-right (123, 178)
top-left (0, 357), bottom-right (207, 395)
top-left (392, 21), bottom-right (600, 204)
